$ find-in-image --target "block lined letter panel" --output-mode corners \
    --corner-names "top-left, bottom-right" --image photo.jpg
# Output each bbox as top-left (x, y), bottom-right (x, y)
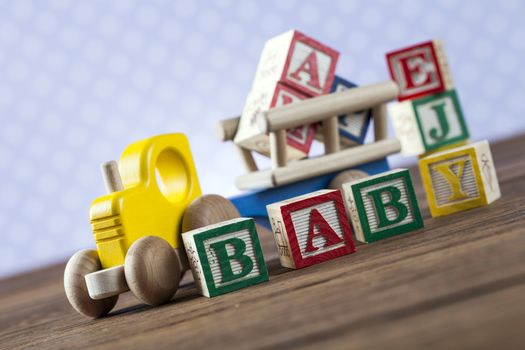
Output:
top-left (419, 140), bottom-right (501, 217)
top-left (342, 169), bottom-right (424, 243)
top-left (390, 89), bottom-right (469, 155)
top-left (252, 30), bottom-right (339, 96)
top-left (319, 75), bottom-right (371, 146)
top-left (267, 189), bottom-right (355, 269)
top-left (386, 40), bottom-right (453, 101)
top-left (182, 218), bottom-right (269, 298)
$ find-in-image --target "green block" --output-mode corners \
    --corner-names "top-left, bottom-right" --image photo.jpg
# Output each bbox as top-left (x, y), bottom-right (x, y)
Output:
top-left (342, 169), bottom-right (424, 243)
top-left (182, 218), bottom-right (269, 298)
top-left (413, 89), bottom-right (470, 153)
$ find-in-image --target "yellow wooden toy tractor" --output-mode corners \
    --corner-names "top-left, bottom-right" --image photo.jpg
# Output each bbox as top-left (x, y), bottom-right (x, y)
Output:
top-left (64, 134), bottom-right (239, 318)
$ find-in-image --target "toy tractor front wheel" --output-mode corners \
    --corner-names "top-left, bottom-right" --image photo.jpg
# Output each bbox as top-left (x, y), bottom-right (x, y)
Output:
top-left (64, 249), bottom-right (119, 318)
top-left (125, 236), bottom-right (181, 306)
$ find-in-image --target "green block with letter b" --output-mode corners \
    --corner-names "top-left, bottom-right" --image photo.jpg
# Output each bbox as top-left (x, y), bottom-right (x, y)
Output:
top-left (342, 169), bottom-right (424, 243)
top-left (182, 217), bottom-right (269, 297)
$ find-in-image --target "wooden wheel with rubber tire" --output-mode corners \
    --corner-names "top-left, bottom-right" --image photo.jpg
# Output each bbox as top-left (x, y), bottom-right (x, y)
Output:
top-left (329, 169), bottom-right (369, 191)
top-left (182, 194), bottom-right (241, 232)
top-left (64, 249), bottom-right (118, 318)
top-left (124, 236), bottom-right (181, 306)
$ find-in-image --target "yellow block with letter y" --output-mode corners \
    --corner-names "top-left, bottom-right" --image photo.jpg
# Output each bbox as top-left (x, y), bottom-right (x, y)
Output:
top-left (419, 140), bottom-right (500, 217)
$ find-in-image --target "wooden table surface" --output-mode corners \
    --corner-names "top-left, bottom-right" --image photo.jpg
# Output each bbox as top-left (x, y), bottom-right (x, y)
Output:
top-left (1, 135), bottom-right (525, 350)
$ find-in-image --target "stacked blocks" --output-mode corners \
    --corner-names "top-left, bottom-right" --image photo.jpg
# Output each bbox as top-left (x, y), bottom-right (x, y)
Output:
top-left (316, 76), bottom-right (371, 146)
top-left (342, 169), bottom-right (424, 243)
top-left (419, 141), bottom-right (501, 217)
top-left (387, 40), bottom-right (500, 216)
top-left (267, 190), bottom-right (355, 269)
top-left (387, 40), bottom-right (469, 156)
top-left (235, 30), bottom-right (339, 159)
top-left (182, 218), bottom-right (268, 297)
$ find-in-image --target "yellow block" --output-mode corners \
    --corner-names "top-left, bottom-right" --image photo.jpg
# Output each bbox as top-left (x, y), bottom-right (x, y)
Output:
top-left (90, 134), bottom-right (202, 268)
top-left (419, 140), bottom-right (500, 217)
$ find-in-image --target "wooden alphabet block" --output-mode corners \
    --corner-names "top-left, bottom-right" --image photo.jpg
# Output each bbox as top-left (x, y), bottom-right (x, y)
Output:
top-left (266, 189), bottom-right (355, 269)
top-left (342, 169), bottom-right (423, 243)
top-left (182, 218), bottom-right (268, 298)
top-left (234, 82), bottom-right (316, 159)
top-left (386, 40), bottom-right (453, 101)
top-left (419, 140), bottom-right (501, 217)
top-left (326, 76), bottom-right (371, 146)
top-left (389, 89), bottom-right (469, 155)
top-left (252, 29), bottom-right (339, 97)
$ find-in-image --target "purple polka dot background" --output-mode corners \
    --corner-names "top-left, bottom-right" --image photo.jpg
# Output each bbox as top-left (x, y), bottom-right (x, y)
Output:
top-left (0, 0), bottom-right (523, 277)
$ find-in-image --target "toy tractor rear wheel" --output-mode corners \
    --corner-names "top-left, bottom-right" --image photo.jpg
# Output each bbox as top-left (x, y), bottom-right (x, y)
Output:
top-left (329, 169), bottom-right (369, 191)
top-left (182, 194), bottom-right (240, 232)
top-left (125, 236), bottom-right (181, 306)
top-left (64, 249), bottom-right (119, 318)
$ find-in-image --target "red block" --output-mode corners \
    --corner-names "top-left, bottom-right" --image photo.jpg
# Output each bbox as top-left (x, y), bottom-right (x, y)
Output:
top-left (386, 40), bottom-right (453, 101)
top-left (267, 190), bottom-right (356, 269)
top-left (252, 30), bottom-right (340, 97)
top-left (235, 82), bottom-right (316, 157)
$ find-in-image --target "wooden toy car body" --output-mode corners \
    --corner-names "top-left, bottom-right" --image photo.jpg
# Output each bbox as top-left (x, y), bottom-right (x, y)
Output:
top-left (90, 134), bottom-right (202, 269)
top-left (217, 80), bottom-right (402, 229)
top-left (64, 134), bottom-right (239, 318)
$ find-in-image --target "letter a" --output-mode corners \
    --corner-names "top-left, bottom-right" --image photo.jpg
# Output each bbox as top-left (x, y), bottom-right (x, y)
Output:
top-left (290, 51), bottom-right (321, 90)
top-left (210, 238), bottom-right (254, 284)
top-left (433, 159), bottom-right (468, 201)
top-left (304, 209), bottom-right (343, 253)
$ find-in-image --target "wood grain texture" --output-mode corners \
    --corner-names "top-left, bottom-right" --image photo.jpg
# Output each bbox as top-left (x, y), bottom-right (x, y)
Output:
top-left (182, 194), bottom-right (241, 233)
top-left (321, 116), bottom-right (340, 154)
top-left (63, 249), bottom-right (118, 318)
top-left (85, 265), bottom-right (128, 300)
top-left (100, 160), bottom-right (124, 193)
top-left (125, 236), bottom-right (181, 306)
top-left (259, 81), bottom-right (398, 133)
top-left (1, 135), bottom-right (525, 349)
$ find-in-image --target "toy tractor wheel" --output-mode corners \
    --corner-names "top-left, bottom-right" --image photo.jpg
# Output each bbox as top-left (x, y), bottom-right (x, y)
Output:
top-left (329, 169), bottom-right (369, 191)
top-left (125, 236), bottom-right (181, 306)
top-left (182, 194), bottom-right (240, 232)
top-left (64, 249), bottom-right (118, 318)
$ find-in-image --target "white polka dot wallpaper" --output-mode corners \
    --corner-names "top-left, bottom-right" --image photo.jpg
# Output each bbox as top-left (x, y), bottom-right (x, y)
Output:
top-left (0, 0), bottom-right (523, 278)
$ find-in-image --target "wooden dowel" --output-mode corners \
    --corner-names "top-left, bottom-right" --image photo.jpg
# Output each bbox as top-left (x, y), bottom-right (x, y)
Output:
top-left (235, 145), bottom-right (258, 172)
top-left (215, 116), bottom-right (240, 142)
top-left (258, 81), bottom-right (399, 133)
top-left (101, 160), bottom-right (123, 193)
top-left (372, 103), bottom-right (389, 141)
top-left (322, 117), bottom-right (340, 154)
top-left (270, 130), bottom-right (287, 169)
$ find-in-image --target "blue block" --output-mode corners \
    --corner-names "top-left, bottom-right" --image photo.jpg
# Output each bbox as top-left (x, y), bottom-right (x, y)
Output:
top-left (330, 76), bottom-right (372, 145)
top-left (229, 158), bottom-right (391, 230)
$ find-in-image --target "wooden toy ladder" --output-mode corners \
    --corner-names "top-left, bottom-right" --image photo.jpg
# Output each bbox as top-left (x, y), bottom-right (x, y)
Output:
top-left (216, 81), bottom-right (402, 190)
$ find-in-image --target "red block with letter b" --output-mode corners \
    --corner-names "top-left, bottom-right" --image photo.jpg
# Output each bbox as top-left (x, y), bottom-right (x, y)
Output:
top-left (386, 40), bottom-right (453, 101)
top-left (266, 189), bottom-right (356, 269)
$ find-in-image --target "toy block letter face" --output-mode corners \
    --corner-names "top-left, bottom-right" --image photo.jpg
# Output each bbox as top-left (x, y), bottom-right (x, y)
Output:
top-left (267, 190), bottom-right (355, 269)
top-left (419, 141), bottom-right (500, 217)
top-left (387, 41), bottom-right (447, 101)
top-left (182, 218), bottom-right (268, 297)
top-left (272, 84), bottom-right (316, 154)
top-left (284, 32), bottom-right (339, 96)
top-left (329, 76), bottom-right (371, 145)
top-left (344, 169), bottom-right (423, 243)
top-left (413, 90), bottom-right (469, 152)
